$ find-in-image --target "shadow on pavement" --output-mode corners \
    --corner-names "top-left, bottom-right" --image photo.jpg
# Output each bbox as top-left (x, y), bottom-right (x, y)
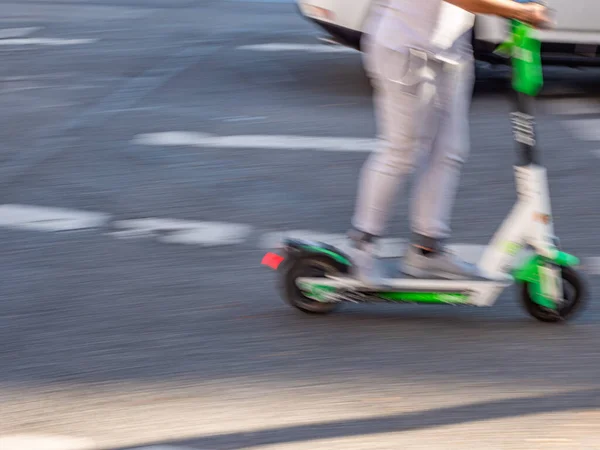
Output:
top-left (113, 388), bottom-right (600, 450)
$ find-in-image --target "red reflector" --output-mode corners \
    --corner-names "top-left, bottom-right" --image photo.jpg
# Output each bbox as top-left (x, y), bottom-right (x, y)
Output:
top-left (262, 252), bottom-right (284, 270)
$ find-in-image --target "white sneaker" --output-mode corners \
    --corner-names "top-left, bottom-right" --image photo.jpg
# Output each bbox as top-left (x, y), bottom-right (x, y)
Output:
top-left (347, 239), bottom-right (390, 288)
top-left (401, 245), bottom-right (489, 280)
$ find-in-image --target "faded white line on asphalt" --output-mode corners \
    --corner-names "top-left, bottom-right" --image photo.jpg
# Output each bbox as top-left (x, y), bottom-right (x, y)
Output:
top-left (0, 204), bottom-right (251, 246)
top-left (1, 84), bottom-right (52, 94)
top-left (0, 27), bottom-right (40, 38)
top-left (1, 204), bottom-right (598, 274)
top-left (562, 119), bottom-right (600, 141)
top-left (237, 43), bottom-right (355, 53)
top-left (581, 256), bottom-right (600, 275)
top-left (0, 434), bottom-right (95, 450)
top-left (91, 106), bottom-right (163, 114)
top-left (216, 116), bottom-right (268, 122)
top-left (0, 73), bottom-right (76, 82)
top-left (0, 38), bottom-right (98, 46)
top-left (260, 231), bottom-right (485, 261)
top-left (133, 132), bottom-right (377, 152)
top-left (540, 98), bottom-right (600, 116)
top-left (260, 230), bottom-right (406, 258)
top-left (37, 102), bottom-right (78, 109)
top-left (0, 204), bottom-right (109, 232)
top-left (111, 218), bottom-right (252, 246)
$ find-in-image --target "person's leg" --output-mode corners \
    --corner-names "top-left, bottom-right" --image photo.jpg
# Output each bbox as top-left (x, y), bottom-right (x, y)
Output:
top-left (412, 57), bottom-right (474, 241)
top-left (402, 55), bottom-right (485, 279)
top-left (349, 42), bottom-right (430, 284)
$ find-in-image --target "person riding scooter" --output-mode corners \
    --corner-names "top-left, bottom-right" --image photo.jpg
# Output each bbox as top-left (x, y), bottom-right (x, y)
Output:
top-left (348, 0), bottom-right (552, 285)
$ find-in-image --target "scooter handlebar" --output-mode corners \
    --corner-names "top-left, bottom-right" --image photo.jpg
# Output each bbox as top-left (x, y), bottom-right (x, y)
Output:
top-left (512, 0), bottom-right (556, 30)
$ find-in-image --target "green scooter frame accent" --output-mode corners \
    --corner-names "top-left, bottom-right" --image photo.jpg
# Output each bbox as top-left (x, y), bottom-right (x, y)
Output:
top-left (512, 251), bottom-right (580, 310)
top-left (299, 244), bottom-right (351, 267)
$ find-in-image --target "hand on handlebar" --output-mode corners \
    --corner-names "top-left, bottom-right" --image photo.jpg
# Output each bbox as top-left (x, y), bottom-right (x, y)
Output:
top-left (519, 2), bottom-right (555, 29)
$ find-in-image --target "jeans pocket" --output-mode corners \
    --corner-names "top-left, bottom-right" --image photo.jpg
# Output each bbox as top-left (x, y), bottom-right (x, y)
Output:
top-left (376, 47), bottom-right (428, 98)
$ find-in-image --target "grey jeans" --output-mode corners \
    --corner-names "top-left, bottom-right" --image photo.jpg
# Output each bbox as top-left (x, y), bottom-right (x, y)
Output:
top-left (352, 37), bottom-right (475, 242)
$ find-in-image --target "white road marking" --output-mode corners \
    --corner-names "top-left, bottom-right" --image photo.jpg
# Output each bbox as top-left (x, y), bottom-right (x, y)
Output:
top-left (449, 244), bottom-right (486, 262)
top-left (0, 204), bottom-right (109, 232)
top-left (37, 102), bottom-right (78, 109)
top-left (237, 43), bottom-right (355, 53)
top-left (540, 98), bottom-right (600, 116)
top-left (90, 106), bottom-right (163, 114)
top-left (581, 256), bottom-right (600, 275)
top-left (0, 38), bottom-right (98, 46)
top-left (111, 218), bottom-right (252, 246)
top-left (0, 27), bottom-right (40, 38)
top-left (1, 84), bottom-right (52, 94)
top-left (217, 116), bottom-right (268, 123)
top-left (562, 119), bottom-right (600, 141)
top-left (259, 230), bottom-right (406, 258)
top-left (0, 434), bottom-right (95, 450)
top-left (260, 231), bottom-right (486, 261)
top-left (0, 73), bottom-right (76, 82)
top-left (0, 204), bottom-right (598, 274)
top-left (133, 132), bottom-right (377, 152)
top-left (259, 230), bottom-right (348, 248)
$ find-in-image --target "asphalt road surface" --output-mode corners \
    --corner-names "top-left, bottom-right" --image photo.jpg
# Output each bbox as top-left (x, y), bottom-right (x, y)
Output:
top-left (0, 1), bottom-right (599, 449)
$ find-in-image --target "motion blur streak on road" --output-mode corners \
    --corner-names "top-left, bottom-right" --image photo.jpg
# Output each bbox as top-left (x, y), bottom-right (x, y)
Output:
top-left (0, 1), bottom-right (599, 449)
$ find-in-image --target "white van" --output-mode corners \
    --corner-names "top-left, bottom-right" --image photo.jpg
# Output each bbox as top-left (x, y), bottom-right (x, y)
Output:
top-left (297, 0), bottom-right (600, 66)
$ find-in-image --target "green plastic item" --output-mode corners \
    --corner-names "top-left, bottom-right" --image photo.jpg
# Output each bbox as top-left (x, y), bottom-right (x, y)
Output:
top-left (495, 20), bottom-right (544, 96)
top-left (300, 244), bottom-right (351, 266)
top-left (512, 251), bottom-right (579, 310)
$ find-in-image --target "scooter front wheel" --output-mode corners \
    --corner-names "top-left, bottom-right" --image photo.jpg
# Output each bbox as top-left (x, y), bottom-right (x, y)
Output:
top-left (519, 266), bottom-right (587, 323)
top-left (280, 255), bottom-right (346, 314)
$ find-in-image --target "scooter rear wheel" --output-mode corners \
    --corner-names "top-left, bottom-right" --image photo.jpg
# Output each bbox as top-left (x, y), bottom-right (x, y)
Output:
top-left (519, 266), bottom-right (587, 323)
top-left (280, 255), bottom-right (346, 314)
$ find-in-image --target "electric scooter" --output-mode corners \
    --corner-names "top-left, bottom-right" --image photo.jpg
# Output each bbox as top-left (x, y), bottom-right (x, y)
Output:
top-left (261, 16), bottom-right (587, 323)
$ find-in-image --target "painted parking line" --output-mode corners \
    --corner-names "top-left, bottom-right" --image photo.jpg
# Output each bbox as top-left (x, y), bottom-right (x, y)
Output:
top-left (133, 132), bottom-right (377, 152)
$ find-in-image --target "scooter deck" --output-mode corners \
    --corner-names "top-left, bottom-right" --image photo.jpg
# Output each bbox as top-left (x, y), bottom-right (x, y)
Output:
top-left (296, 275), bottom-right (510, 292)
top-left (308, 256), bottom-right (510, 288)
top-left (295, 257), bottom-right (512, 305)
